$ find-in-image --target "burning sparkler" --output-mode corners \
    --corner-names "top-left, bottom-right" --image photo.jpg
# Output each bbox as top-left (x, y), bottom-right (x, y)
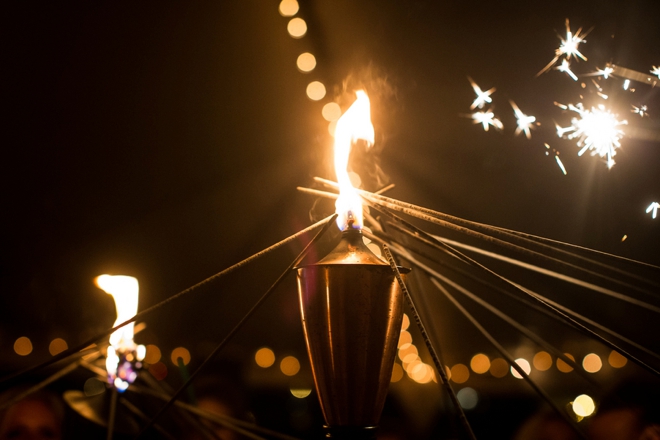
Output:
top-left (537, 19), bottom-right (589, 77)
top-left (510, 101), bottom-right (536, 139)
top-left (471, 111), bottom-right (503, 131)
top-left (555, 102), bottom-right (627, 169)
top-left (646, 202), bottom-right (659, 219)
top-left (468, 77), bottom-right (496, 110)
top-left (95, 275), bottom-right (145, 392)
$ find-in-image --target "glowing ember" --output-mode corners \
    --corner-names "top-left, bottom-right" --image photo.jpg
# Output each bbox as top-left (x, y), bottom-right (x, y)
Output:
top-left (555, 102), bottom-right (627, 169)
top-left (647, 202), bottom-right (659, 219)
top-left (510, 101), bottom-right (536, 139)
top-left (95, 275), bottom-right (144, 391)
top-left (333, 90), bottom-right (374, 230)
top-left (471, 111), bottom-right (503, 131)
top-left (468, 77), bottom-right (496, 110)
top-left (538, 19), bottom-right (589, 77)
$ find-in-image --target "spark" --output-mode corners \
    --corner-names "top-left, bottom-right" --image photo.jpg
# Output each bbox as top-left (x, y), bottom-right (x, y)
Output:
top-left (632, 105), bottom-right (648, 117)
top-left (651, 66), bottom-right (660, 80)
top-left (510, 101), bottom-right (536, 139)
top-left (556, 59), bottom-right (578, 81)
top-left (538, 19), bottom-right (589, 76)
top-left (623, 79), bottom-right (631, 90)
top-left (555, 156), bottom-right (567, 175)
top-left (556, 103), bottom-right (627, 169)
top-left (471, 111), bottom-right (503, 131)
top-left (646, 202), bottom-right (660, 219)
top-left (468, 77), bottom-right (496, 110)
top-left (595, 66), bottom-right (613, 79)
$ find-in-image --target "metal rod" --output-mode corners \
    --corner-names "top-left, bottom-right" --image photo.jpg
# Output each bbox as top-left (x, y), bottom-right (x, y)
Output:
top-left (429, 278), bottom-right (587, 439)
top-left (382, 245), bottom-right (477, 440)
top-left (136, 214), bottom-right (338, 438)
top-left (0, 215), bottom-right (335, 389)
top-left (107, 386), bottom-right (118, 440)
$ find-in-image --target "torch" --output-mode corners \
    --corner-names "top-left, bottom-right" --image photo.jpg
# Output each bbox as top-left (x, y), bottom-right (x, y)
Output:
top-left (297, 91), bottom-right (409, 439)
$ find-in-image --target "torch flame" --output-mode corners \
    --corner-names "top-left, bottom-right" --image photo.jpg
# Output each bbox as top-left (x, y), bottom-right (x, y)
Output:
top-left (95, 275), bottom-right (139, 351)
top-left (333, 90), bottom-right (374, 230)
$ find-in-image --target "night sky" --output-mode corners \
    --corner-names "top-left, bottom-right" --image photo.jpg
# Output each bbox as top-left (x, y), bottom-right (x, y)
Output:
top-left (2, 0), bottom-right (660, 437)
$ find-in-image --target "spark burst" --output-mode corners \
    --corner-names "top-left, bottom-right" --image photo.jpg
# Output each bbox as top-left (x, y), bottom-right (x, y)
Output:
top-left (468, 77), bottom-right (496, 110)
top-left (538, 19), bottom-right (589, 77)
top-left (556, 59), bottom-right (578, 81)
top-left (471, 111), bottom-right (503, 131)
top-left (555, 103), bottom-right (627, 169)
top-left (510, 101), bottom-right (536, 138)
top-left (595, 66), bottom-right (613, 79)
top-left (647, 202), bottom-right (660, 219)
top-left (632, 105), bottom-right (648, 117)
top-left (651, 66), bottom-right (660, 80)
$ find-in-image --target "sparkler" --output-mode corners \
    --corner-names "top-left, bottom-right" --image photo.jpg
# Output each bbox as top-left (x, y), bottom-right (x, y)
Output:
top-left (646, 202), bottom-right (659, 219)
top-left (510, 101), bottom-right (536, 139)
top-left (555, 102), bottom-right (627, 169)
top-left (471, 111), bottom-right (503, 131)
top-left (468, 77), bottom-right (496, 110)
top-left (537, 19), bottom-right (589, 77)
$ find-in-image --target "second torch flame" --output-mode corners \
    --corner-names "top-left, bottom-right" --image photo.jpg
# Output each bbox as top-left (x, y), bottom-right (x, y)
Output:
top-left (333, 90), bottom-right (374, 231)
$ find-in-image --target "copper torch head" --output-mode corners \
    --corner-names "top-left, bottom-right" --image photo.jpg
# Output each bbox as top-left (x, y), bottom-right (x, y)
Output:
top-left (296, 228), bottom-right (409, 436)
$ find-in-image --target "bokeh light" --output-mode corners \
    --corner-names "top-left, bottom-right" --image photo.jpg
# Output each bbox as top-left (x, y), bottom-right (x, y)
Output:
top-left (557, 353), bottom-right (575, 373)
top-left (278, 0), bottom-right (299, 17)
top-left (391, 363), bottom-right (404, 382)
top-left (470, 353), bottom-right (490, 374)
top-left (582, 353), bottom-right (602, 373)
top-left (280, 356), bottom-right (300, 376)
top-left (511, 358), bottom-right (531, 379)
top-left (401, 314), bottom-right (410, 331)
top-left (457, 387), bottom-right (479, 409)
top-left (398, 344), bottom-right (418, 364)
top-left (398, 330), bottom-right (412, 348)
top-left (49, 338), bottom-right (68, 356)
top-left (306, 81), bottom-right (326, 101)
top-left (171, 347), bottom-right (191, 366)
top-left (144, 344), bottom-right (161, 364)
top-left (608, 350), bottom-right (627, 368)
top-left (490, 358), bottom-right (509, 378)
top-left (149, 362), bottom-right (168, 381)
top-left (409, 363), bottom-right (434, 384)
top-left (450, 364), bottom-right (469, 384)
top-left (572, 394), bottom-right (596, 417)
top-left (296, 52), bottom-right (316, 72)
top-left (14, 337), bottom-right (33, 356)
top-left (322, 102), bottom-right (342, 122)
top-left (290, 388), bottom-right (312, 398)
top-left (255, 347), bottom-right (276, 368)
top-left (533, 351), bottom-right (553, 371)
top-left (287, 18), bottom-right (307, 38)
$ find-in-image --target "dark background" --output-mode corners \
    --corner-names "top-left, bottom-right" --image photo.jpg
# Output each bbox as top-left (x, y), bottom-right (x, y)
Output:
top-left (2, 1), bottom-right (659, 438)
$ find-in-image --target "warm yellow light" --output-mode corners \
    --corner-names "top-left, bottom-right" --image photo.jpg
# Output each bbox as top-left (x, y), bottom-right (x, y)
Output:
top-left (14, 337), bottom-right (33, 356)
top-left (401, 314), bottom-right (410, 331)
top-left (255, 347), bottom-right (276, 368)
top-left (322, 102), bottom-right (342, 122)
top-left (332, 90), bottom-right (374, 230)
top-left (398, 344), bottom-right (418, 363)
top-left (410, 363), bottom-right (434, 384)
top-left (489, 358), bottom-right (508, 378)
top-left (171, 347), bottom-right (191, 366)
top-left (297, 52), bottom-right (316, 72)
top-left (557, 353), bottom-right (575, 373)
top-left (278, 0), bottom-right (299, 17)
top-left (608, 350), bottom-right (627, 368)
top-left (306, 81), bottom-right (326, 101)
top-left (290, 388), bottom-right (312, 398)
top-left (48, 338), bottom-right (68, 356)
top-left (511, 358), bottom-right (531, 379)
top-left (533, 351), bottom-right (552, 371)
top-left (398, 331), bottom-right (412, 348)
top-left (95, 275), bottom-right (139, 351)
top-left (287, 18), bottom-right (307, 38)
top-left (450, 364), bottom-right (470, 384)
top-left (470, 353), bottom-right (490, 374)
top-left (572, 394), bottom-right (596, 417)
top-left (280, 356), bottom-right (300, 376)
top-left (582, 353), bottom-right (602, 373)
top-left (391, 363), bottom-right (404, 382)
top-left (144, 344), bottom-right (161, 364)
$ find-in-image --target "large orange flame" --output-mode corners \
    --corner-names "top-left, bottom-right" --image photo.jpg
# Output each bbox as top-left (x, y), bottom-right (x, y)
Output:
top-left (333, 90), bottom-right (374, 230)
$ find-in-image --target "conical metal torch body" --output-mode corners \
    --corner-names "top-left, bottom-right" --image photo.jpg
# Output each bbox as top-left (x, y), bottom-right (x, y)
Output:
top-left (296, 229), bottom-right (408, 436)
